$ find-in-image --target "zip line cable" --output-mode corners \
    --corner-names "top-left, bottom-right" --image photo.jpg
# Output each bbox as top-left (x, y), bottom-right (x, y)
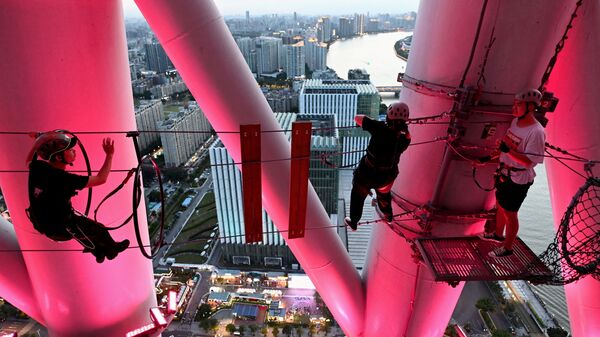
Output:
top-left (0, 137), bottom-right (450, 174)
top-left (0, 211), bottom-right (417, 253)
top-left (0, 112), bottom-right (451, 137)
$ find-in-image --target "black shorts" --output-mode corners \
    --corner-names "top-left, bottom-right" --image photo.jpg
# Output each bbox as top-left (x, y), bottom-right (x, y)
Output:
top-left (495, 174), bottom-right (532, 212)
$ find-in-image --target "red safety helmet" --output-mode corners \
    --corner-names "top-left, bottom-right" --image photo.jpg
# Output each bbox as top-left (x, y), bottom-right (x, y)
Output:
top-left (27, 130), bottom-right (78, 164)
top-left (387, 102), bottom-right (410, 121)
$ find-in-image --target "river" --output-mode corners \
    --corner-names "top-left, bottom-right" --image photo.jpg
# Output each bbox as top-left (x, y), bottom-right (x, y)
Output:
top-left (327, 31), bottom-right (571, 331)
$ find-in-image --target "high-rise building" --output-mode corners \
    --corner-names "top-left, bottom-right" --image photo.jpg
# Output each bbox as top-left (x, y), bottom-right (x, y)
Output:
top-left (338, 17), bottom-right (355, 38)
top-left (235, 37), bottom-right (257, 73)
top-left (157, 102), bottom-right (211, 167)
top-left (366, 19), bottom-right (380, 33)
top-left (255, 37), bottom-right (283, 76)
top-left (296, 113), bottom-right (340, 215)
top-left (317, 16), bottom-right (332, 43)
top-left (129, 63), bottom-right (137, 81)
top-left (354, 14), bottom-right (365, 35)
top-left (305, 41), bottom-right (327, 71)
top-left (283, 43), bottom-right (305, 79)
top-left (209, 113), bottom-right (297, 268)
top-left (144, 42), bottom-right (172, 73)
top-left (299, 79), bottom-right (380, 129)
top-left (134, 100), bottom-right (163, 152)
top-left (264, 89), bottom-right (299, 113)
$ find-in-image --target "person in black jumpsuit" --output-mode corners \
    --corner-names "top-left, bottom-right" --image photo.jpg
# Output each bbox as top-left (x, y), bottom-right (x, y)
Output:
top-left (344, 102), bottom-right (412, 231)
top-left (26, 131), bottom-right (129, 263)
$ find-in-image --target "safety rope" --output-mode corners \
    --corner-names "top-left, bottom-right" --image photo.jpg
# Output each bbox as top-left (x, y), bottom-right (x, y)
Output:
top-left (539, 0), bottom-right (584, 91)
top-left (128, 132), bottom-right (166, 259)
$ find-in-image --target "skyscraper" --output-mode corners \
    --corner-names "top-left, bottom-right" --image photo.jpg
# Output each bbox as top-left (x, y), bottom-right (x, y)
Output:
top-left (134, 100), bottom-right (163, 152)
top-left (354, 13), bottom-right (365, 35)
top-left (299, 79), bottom-right (380, 129)
top-left (235, 37), bottom-right (257, 73)
top-left (144, 42), bottom-right (172, 73)
top-left (296, 113), bottom-right (340, 215)
top-left (283, 42), bottom-right (305, 79)
top-left (209, 113), bottom-right (297, 267)
top-left (255, 36), bottom-right (283, 76)
top-left (338, 17), bottom-right (355, 38)
top-left (305, 41), bottom-right (327, 71)
top-left (317, 16), bottom-right (332, 43)
top-left (157, 102), bottom-right (211, 167)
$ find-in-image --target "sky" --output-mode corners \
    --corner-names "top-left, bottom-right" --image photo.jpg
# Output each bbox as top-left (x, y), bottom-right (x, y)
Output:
top-left (122, 0), bottom-right (421, 18)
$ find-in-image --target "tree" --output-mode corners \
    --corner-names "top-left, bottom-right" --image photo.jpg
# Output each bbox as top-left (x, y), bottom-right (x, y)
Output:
top-left (476, 298), bottom-right (496, 312)
top-left (195, 303), bottom-right (212, 321)
top-left (248, 324), bottom-right (258, 335)
top-left (308, 323), bottom-right (317, 337)
top-left (261, 327), bottom-right (269, 337)
top-left (444, 325), bottom-right (458, 337)
top-left (199, 319), bottom-right (218, 333)
top-left (296, 325), bottom-right (304, 337)
top-left (319, 322), bottom-right (331, 334)
top-left (547, 327), bottom-right (569, 337)
top-left (282, 324), bottom-right (292, 336)
top-left (226, 323), bottom-right (237, 334)
top-left (272, 326), bottom-right (280, 337)
top-left (238, 325), bottom-right (246, 335)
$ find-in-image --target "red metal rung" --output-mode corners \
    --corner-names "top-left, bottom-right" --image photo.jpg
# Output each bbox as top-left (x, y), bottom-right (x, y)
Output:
top-left (240, 124), bottom-right (262, 243)
top-left (288, 122), bottom-right (312, 239)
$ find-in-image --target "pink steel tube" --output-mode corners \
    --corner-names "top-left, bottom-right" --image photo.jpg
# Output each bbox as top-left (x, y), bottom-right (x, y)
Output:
top-left (0, 1), bottom-right (156, 336)
top-left (363, 1), bottom-right (574, 336)
top-left (133, 0), bottom-right (365, 335)
top-left (545, 1), bottom-right (600, 336)
top-left (0, 218), bottom-right (44, 323)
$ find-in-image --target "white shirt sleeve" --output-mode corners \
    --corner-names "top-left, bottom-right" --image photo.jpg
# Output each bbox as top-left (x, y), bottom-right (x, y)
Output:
top-left (524, 125), bottom-right (546, 165)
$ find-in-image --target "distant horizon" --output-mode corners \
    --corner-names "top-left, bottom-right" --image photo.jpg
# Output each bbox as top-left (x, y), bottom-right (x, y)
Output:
top-left (123, 0), bottom-right (420, 18)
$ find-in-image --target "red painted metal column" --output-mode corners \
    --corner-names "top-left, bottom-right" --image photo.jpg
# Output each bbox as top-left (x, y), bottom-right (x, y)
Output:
top-left (546, 1), bottom-right (600, 336)
top-left (134, 1), bottom-right (365, 335)
top-left (289, 122), bottom-right (312, 239)
top-left (240, 124), bottom-right (263, 243)
top-left (0, 2), bottom-right (156, 336)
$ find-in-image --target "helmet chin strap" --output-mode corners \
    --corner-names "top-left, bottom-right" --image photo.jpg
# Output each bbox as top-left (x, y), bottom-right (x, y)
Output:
top-left (518, 103), bottom-right (535, 120)
top-left (517, 110), bottom-right (529, 120)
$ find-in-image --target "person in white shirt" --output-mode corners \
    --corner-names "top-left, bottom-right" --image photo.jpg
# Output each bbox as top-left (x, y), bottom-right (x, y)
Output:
top-left (483, 88), bottom-right (546, 258)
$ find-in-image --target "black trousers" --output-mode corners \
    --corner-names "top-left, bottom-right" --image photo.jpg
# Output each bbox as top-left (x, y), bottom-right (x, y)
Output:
top-left (349, 160), bottom-right (397, 227)
top-left (43, 214), bottom-right (118, 254)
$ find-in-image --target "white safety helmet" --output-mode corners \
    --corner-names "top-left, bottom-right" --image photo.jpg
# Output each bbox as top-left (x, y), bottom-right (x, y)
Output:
top-left (387, 102), bottom-right (410, 121)
top-left (515, 88), bottom-right (542, 106)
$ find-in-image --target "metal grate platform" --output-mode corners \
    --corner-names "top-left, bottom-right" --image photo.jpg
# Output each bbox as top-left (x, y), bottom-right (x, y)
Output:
top-left (415, 236), bottom-right (554, 283)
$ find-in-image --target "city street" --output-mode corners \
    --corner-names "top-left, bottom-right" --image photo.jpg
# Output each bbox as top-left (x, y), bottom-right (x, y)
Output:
top-left (153, 176), bottom-right (213, 269)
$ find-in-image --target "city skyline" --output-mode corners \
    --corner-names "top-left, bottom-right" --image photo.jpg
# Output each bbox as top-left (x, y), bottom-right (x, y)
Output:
top-left (123, 0), bottom-right (421, 18)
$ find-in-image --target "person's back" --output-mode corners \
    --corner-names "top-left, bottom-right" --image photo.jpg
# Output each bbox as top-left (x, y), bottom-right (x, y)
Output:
top-left (28, 159), bottom-right (88, 229)
top-left (344, 102), bottom-right (411, 231)
top-left (362, 117), bottom-right (409, 171)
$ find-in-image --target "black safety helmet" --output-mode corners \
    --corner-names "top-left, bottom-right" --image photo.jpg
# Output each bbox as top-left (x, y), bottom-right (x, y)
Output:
top-left (28, 130), bottom-right (78, 163)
